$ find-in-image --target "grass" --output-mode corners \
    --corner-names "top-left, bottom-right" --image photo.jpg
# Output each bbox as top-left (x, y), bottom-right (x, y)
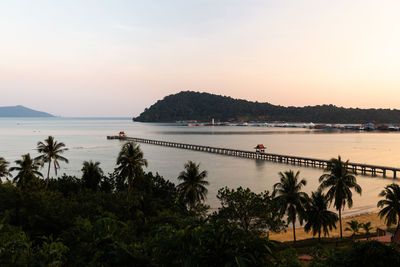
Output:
top-left (277, 233), bottom-right (378, 255)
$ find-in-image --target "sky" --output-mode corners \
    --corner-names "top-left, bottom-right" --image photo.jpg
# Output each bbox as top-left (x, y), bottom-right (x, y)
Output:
top-left (1, 0), bottom-right (400, 117)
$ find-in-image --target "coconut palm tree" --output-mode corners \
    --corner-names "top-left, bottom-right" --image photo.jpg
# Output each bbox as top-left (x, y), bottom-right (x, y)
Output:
top-left (319, 156), bottom-right (362, 238)
top-left (273, 170), bottom-right (308, 243)
top-left (377, 183), bottom-right (400, 231)
top-left (177, 161), bottom-right (209, 211)
top-left (82, 160), bottom-right (103, 190)
top-left (304, 190), bottom-right (338, 241)
top-left (345, 220), bottom-right (361, 237)
top-left (35, 136), bottom-right (68, 188)
top-left (116, 142), bottom-right (148, 194)
top-left (361, 221), bottom-right (373, 239)
top-left (10, 154), bottom-right (42, 186)
top-left (0, 157), bottom-right (11, 180)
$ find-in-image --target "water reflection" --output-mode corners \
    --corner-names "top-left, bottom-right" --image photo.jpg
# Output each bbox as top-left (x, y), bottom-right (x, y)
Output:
top-left (254, 159), bottom-right (267, 171)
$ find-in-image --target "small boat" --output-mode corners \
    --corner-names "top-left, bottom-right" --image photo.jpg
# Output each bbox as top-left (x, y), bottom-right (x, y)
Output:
top-left (364, 123), bottom-right (375, 131)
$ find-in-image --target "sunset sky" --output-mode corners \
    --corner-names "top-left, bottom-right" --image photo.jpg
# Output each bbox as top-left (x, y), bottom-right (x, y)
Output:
top-left (1, 0), bottom-right (400, 117)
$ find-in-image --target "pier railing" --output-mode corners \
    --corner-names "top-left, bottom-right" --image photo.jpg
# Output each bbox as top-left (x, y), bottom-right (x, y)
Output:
top-left (107, 135), bottom-right (400, 178)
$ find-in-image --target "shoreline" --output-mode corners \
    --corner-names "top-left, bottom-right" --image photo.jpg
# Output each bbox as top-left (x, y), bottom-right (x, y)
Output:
top-left (268, 211), bottom-right (387, 242)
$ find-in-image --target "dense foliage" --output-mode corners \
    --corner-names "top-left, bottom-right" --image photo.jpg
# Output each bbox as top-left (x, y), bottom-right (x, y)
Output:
top-left (133, 91), bottom-right (400, 123)
top-left (0, 146), bottom-right (286, 266)
top-left (0, 171), bottom-right (287, 266)
top-left (2, 138), bottom-right (400, 265)
top-left (310, 241), bottom-right (400, 267)
top-left (216, 187), bottom-right (285, 233)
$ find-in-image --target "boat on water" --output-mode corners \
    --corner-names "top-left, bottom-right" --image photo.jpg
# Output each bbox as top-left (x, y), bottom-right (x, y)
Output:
top-left (186, 118), bottom-right (229, 127)
top-left (364, 122), bottom-right (375, 131)
top-left (187, 123), bottom-right (205, 126)
top-left (180, 119), bottom-right (400, 131)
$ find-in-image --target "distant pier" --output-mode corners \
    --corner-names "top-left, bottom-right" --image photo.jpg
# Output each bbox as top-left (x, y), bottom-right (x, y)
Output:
top-left (107, 135), bottom-right (400, 179)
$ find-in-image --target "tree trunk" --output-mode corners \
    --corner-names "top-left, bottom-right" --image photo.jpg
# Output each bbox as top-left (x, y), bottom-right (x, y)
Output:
top-left (46, 159), bottom-right (51, 189)
top-left (127, 174), bottom-right (132, 199)
top-left (293, 221), bottom-right (296, 243)
top-left (318, 230), bottom-right (321, 242)
top-left (54, 161), bottom-right (58, 176)
top-left (339, 208), bottom-right (343, 238)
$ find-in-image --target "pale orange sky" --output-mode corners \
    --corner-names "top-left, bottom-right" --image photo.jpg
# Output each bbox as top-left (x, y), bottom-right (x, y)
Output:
top-left (1, 0), bottom-right (400, 116)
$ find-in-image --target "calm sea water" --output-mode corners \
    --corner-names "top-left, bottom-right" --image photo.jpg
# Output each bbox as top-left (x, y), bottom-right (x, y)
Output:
top-left (1, 117), bottom-right (399, 217)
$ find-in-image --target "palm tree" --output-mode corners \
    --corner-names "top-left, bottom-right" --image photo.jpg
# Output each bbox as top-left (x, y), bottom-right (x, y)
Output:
top-left (345, 220), bottom-right (361, 237)
top-left (319, 156), bottom-right (362, 238)
top-left (377, 183), bottom-right (400, 231)
top-left (82, 160), bottom-right (103, 190)
top-left (0, 157), bottom-right (11, 180)
top-left (116, 142), bottom-right (148, 194)
top-left (35, 136), bottom-right (68, 188)
top-left (304, 190), bottom-right (338, 241)
top-left (273, 170), bottom-right (308, 243)
top-left (361, 221), bottom-right (373, 239)
top-left (177, 161), bottom-right (209, 211)
top-left (10, 154), bottom-right (43, 186)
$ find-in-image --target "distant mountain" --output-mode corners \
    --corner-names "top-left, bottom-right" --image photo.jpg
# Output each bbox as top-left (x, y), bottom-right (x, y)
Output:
top-left (0, 105), bottom-right (54, 117)
top-left (134, 91), bottom-right (400, 123)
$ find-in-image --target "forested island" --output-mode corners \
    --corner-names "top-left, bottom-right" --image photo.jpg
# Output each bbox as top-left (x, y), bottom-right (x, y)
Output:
top-left (0, 105), bottom-right (54, 117)
top-left (134, 91), bottom-right (400, 123)
top-left (1, 137), bottom-right (400, 265)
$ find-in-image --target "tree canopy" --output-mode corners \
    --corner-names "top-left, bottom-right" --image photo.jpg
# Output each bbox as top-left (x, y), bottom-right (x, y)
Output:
top-left (133, 91), bottom-right (400, 123)
top-left (216, 186), bottom-right (285, 233)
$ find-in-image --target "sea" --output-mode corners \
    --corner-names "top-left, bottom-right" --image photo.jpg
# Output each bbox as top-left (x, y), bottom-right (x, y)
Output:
top-left (1, 117), bottom-right (400, 217)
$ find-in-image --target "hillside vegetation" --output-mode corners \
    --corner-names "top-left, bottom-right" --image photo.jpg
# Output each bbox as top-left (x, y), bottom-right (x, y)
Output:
top-left (134, 91), bottom-right (400, 123)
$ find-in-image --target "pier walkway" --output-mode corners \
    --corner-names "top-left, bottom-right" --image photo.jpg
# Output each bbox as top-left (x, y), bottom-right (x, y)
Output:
top-left (108, 135), bottom-right (400, 178)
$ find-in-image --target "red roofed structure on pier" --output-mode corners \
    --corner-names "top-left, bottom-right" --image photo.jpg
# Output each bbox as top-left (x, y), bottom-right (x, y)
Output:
top-left (254, 144), bottom-right (266, 153)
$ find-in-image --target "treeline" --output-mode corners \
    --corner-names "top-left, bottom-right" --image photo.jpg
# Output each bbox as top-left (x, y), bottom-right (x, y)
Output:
top-left (1, 136), bottom-right (400, 266)
top-left (133, 91), bottom-right (400, 123)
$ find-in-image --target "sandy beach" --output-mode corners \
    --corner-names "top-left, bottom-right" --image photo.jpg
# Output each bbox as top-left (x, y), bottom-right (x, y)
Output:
top-left (269, 211), bottom-right (388, 242)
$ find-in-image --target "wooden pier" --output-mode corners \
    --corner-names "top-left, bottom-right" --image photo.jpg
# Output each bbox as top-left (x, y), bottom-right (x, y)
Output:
top-left (107, 135), bottom-right (400, 178)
